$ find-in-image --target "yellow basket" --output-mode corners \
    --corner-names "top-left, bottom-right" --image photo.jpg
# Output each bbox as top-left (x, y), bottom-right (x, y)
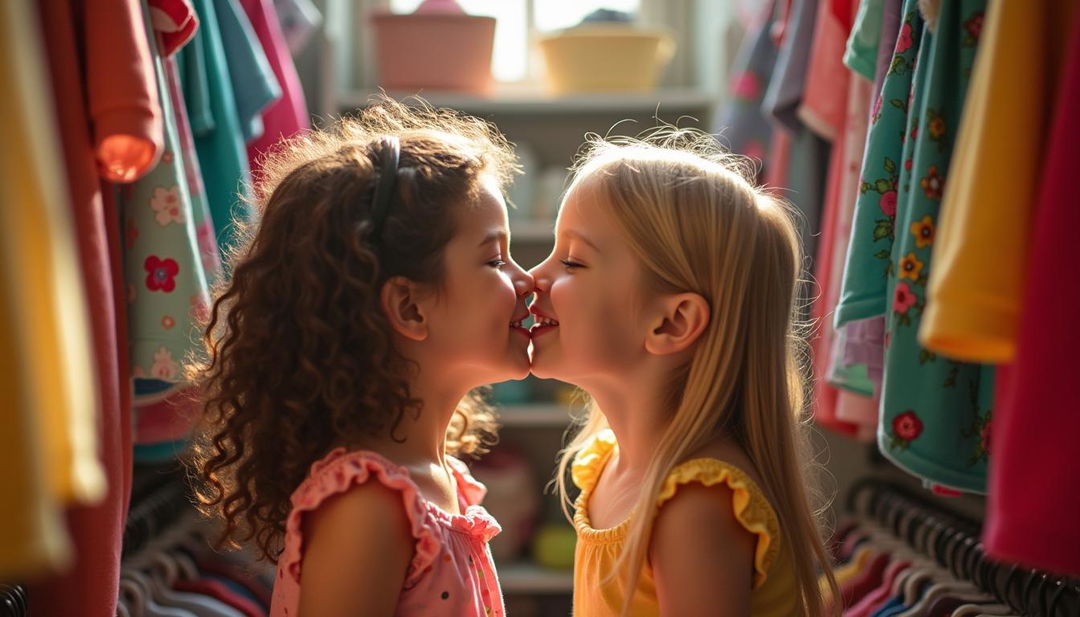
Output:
top-left (538, 25), bottom-right (675, 95)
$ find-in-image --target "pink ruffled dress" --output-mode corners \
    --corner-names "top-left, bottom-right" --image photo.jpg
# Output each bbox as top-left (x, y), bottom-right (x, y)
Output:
top-left (269, 448), bottom-right (505, 617)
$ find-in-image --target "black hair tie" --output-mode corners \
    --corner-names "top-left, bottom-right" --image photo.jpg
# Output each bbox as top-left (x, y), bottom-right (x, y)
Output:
top-left (368, 136), bottom-right (400, 242)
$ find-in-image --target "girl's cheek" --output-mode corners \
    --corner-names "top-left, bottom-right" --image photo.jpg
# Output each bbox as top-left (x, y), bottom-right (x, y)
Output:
top-left (499, 277), bottom-right (518, 313)
top-left (550, 281), bottom-right (572, 317)
top-left (554, 273), bottom-right (575, 297)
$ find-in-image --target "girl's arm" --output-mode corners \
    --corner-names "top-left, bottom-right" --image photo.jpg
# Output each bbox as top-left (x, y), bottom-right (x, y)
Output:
top-left (651, 482), bottom-right (757, 617)
top-left (297, 482), bottom-right (415, 617)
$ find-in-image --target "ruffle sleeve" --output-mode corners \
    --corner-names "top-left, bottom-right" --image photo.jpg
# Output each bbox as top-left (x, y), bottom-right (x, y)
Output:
top-left (656, 459), bottom-right (782, 589)
top-left (446, 456), bottom-right (487, 506)
top-left (571, 429), bottom-right (618, 492)
top-left (280, 448), bottom-right (442, 588)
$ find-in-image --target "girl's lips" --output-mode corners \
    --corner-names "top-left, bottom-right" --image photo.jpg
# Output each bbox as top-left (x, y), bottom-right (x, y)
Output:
top-left (510, 309), bottom-right (531, 338)
top-left (530, 323), bottom-right (557, 338)
top-left (529, 305), bottom-right (558, 323)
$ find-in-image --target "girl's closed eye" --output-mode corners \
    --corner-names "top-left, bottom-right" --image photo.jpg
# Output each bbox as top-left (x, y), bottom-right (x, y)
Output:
top-left (560, 258), bottom-right (585, 270)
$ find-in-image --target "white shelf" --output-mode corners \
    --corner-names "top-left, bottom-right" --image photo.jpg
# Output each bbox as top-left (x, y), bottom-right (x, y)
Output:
top-left (339, 87), bottom-right (714, 115)
top-left (498, 561), bottom-right (574, 594)
top-left (498, 404), bottom-right (570, 428)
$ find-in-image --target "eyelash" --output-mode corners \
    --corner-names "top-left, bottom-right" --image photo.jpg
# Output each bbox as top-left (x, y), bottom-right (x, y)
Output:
top-left (488, 259), bottom-right (507, 268)
top-left (560, 259), bottom-right (584, 270)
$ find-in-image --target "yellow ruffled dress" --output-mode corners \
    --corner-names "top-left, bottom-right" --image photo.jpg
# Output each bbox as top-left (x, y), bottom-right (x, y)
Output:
top-left (571, 430), bottom-right (797, 617)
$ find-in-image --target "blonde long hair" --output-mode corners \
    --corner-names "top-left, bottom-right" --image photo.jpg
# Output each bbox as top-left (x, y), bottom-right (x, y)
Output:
top-left (554, 132), bottom-right (839, 617)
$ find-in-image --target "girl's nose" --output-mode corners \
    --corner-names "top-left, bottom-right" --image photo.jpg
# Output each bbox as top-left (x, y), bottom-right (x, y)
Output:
top-left (529, 267), bottom-right (549, 293)
top-left (529, 260), bottom-right (548, 289)
top-left (514, 270), bottom-right (536, 296)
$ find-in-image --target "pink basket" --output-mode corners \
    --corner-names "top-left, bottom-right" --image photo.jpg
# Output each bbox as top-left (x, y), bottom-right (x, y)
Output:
top-left (371, 12), bottom-right (496, 95)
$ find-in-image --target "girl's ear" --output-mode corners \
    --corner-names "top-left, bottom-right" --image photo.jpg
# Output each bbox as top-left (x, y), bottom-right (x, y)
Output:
top-left (644, 292), bottom-right (710, 356)
top-left (381, 276), bottom-right (429, 341)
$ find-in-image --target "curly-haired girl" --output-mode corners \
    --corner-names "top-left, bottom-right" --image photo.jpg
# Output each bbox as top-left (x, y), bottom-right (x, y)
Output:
top-left (191, 99), bottom-right (533, 617)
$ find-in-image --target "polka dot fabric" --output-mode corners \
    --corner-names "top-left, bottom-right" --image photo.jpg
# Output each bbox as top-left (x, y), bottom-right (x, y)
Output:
top-left (269, 448), bottom-right (505, 617)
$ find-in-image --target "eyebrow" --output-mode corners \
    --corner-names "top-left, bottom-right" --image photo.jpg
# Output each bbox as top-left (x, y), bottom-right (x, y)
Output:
top-left (560, 228), bottom-right (600, 251)
top-left (477, 229), bottom-right (508, 248)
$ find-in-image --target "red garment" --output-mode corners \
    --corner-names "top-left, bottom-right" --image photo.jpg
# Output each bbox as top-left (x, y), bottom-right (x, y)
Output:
top-left (930, 484), bottom-right (963, 497)
top-left (27, 0), bottom-right (155, 614)
top-left (103, 188), bottom-right (134, 514)
top-left (799, 0), bottom-right (857, 140)
top-left (148, 0), bottom-right (199, 56)
top-left (984, 5), bottom-right (1080, 578)
top-left (811, 130), bottom-right (861, 438)
top-left (845, 559), bottom-right (910, 617)
top-left (174, 579), bottom-right (265, 617)
top-left (801, 0), bottom-right (873, 438)
top-left (240, 0), bottom-right (309, 181)
top-left (839, 551), bottom-right (890, 609)
top-left (84, 0), bottom-right (164, 181)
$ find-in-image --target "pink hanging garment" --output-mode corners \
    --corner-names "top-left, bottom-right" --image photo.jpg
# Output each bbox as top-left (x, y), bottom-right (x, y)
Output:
top-left (29, 0), bottom-right (162, 614)
top-left (983, 4), bottom-right (1080, 578)
top-left (241, 0), bottom-right (310, 181)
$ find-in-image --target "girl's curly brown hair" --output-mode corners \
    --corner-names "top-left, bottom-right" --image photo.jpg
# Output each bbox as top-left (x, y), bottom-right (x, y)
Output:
top-left (188, 98), bottom-right (519, 562)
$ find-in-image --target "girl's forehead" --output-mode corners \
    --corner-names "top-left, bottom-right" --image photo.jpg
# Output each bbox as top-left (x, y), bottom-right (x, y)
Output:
top-left (558, 177), bottom-right (608, 227)
top-left (456, 180), bottom-right (508, 237)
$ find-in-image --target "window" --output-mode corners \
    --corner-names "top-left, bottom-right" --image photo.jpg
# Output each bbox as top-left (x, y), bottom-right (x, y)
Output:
top-left (389, 0), bottom-right (643, 83)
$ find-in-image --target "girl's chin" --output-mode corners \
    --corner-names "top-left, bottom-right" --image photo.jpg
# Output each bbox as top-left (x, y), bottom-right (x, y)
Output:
top-left (526, 358), bottom-right (558, 381)
top-left (500, 353), bottom-right (533, 381)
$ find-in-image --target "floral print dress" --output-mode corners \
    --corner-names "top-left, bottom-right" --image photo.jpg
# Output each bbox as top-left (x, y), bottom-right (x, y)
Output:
top-left (121, 3), bottom-right (214, 442)
top-left (835, 0), bottom-right (993, 493)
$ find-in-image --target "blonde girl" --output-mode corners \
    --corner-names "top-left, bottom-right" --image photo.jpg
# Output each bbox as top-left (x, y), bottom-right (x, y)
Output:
top-left (529, 132), bottom-right (839, 616)
top-left (191, 100), bottom-right (534, 617)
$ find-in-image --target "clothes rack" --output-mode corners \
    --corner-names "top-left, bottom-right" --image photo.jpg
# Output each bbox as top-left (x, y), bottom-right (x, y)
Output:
top-left (122, 465), bottom-right (192, 560)
top-left (0, 583), bottom-right (27, 617)
top-left (847, 478), bottom-right (1080, 616)
top-left (0, 466), bottom-right (194, 617)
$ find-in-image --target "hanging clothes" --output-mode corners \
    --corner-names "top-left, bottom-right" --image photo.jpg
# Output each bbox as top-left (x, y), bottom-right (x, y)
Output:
top-left (870, 0), bottom-right (903, 99)
top-left (822, 76), bottom-right (878, 433)
top-left (179, 0), bottom-right (261, 258)
top-left (167, 53), bottom-right (224, 287)
top-left (799, 0), bottom-right (856, 141)
top-left (149, 0), bottom-right (200, 55)
top-left (215, 0), bottom-right (281, 143)
top-left (761, 0), bottom-right (859, 437)
top-left (117, 469), bottom-right (274, 616)
top-left (123, 0), bottom-right (215, 462)
top-left (763, 0), bottom-right (817, 131)
top-left (836, 0), bottom-right (992, 493)
top-left (762, 0), bottom-right (832, 268)
top-left (824, 0), bottom-right (901, 416)
top-left (241, 0), bottom-right (311, 182)
top-left (0, 0), bottom-right (104, 580)
top-left (844, 0), bottom-right (884, 82)
top-left (983, 2), bottom-right (1080, 579)
top-left (133, 1), bottom-right (223, 458)
top-left (798, 0), bottom-right (882, 440)
top-left (717, 2), bottom-right (780, 179)
top-left (919, 0), bottom-right (1077, 364)
top-left (25, 0), bottom-right (161, 609)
